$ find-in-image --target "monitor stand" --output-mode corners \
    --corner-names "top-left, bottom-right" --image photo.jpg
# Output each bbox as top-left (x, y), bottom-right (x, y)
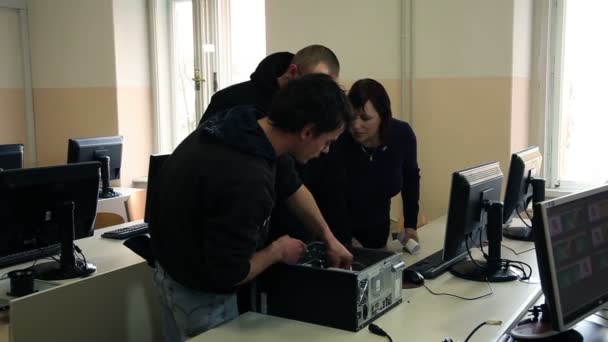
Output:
top-left (510, 304), bottom-right (584, 341)
top-left (510, 319), bottom-right (583, 341)
top-left (96, 154), bottom-right (120, 199)
top-left (30, 201), bottom-right (96, 281)
top-left (504, 178), bottom-right (545, 242)
top-left (450, 201), bottom-right (518, 282)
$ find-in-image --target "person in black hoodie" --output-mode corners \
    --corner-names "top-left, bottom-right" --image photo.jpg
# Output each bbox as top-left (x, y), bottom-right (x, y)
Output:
top-left (200, 45), bottom-right (350, 244)
top-left (197, 45), bottom-right (350, 314)
top-left (150, 74), bottom-right (353, 341)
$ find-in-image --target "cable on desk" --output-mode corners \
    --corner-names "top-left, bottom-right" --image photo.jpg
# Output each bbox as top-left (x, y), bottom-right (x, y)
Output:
top-left (465, 235), bottom-right (487, 270)
top-left (74, 244), bottom-right (89, 271)
top-left (501, 244), bottom-right (535, 256)
top-left (501, 259), bottom-right (532, 280)
top-left (463, 320), bottom-right (502, 342)
top-left (423, 279), bottom-right (494, 301)
top-left (516, 205), bottom-right (532, 229)
top-left (368, 323), bottom-right (393, 342)
top-left (594, 313), bottom-right (608, 321)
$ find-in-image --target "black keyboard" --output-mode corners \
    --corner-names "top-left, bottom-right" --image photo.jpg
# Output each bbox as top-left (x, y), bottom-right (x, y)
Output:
top-left (101, 222), bottom-right (149, 240)
top-left (406, 249), bottom-right (467, 279)
top-left (0, 244), bottom-right (61, 268)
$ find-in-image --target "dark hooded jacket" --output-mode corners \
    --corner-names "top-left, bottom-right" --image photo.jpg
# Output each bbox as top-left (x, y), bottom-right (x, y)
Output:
top-left (150, 106), bottom-right (277, 293)
top-left (198, 51), bottom-right (350, 246)
top-left (199, 52), bottom-right (295, 124)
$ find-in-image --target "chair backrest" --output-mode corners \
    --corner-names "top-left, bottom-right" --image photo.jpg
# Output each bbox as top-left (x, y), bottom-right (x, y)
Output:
top-left (125, 189), bottom-right (147, 222)
top-left (95, 212), bottom-right (126, 229)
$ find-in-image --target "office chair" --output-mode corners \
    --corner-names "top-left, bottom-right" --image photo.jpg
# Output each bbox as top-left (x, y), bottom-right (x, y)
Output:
top-left (95, 212), bottom-right (126, 229)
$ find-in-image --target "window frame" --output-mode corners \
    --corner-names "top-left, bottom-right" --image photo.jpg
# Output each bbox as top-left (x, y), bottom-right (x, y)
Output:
top-left (532, 0), bottom-right (601, 194)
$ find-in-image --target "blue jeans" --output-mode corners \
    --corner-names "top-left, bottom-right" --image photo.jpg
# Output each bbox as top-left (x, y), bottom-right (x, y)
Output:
top-left (152, 264), bottom-right (238, 341)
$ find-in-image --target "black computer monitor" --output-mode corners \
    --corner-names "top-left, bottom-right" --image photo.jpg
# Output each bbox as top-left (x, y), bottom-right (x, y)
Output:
top-left (67, 136), bottom-right (123, 199)
top-left (145, 154), bottom-right (170, 223)
top-left (511, 184), bottom-right (608, 340)
top-left (0, 144), bottom-right (24, 170)
top-left (503, 146), bottom-right (544, 241)
top-left (0, 162), bottom-right (100, 280)
top-left (444, 162), bottom-right (518, 282)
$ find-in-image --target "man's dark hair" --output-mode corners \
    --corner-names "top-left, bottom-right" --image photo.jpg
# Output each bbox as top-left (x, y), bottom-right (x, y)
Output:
top-left (292, 45), bottom-right (340, 78)
top-left (268, 74), bottom-right (353, 136)
top-left (348, 78), bottom-right (392, 143)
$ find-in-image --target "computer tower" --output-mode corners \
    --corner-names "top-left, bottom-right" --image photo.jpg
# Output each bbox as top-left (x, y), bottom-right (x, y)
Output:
top-left (254, 246), bottom-right (404, 331)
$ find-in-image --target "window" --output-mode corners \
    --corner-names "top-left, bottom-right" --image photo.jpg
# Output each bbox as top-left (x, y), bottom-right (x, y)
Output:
top-left (149, 0), bottom-right (265, 152)
top-left (546, 0), bottom-right (608, 189)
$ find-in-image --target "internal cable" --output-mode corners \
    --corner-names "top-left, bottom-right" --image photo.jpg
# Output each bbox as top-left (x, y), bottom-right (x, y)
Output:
top-left (423, 280), bottom-right (494, 301)
top-left (368, 323), bottom-right (393, 342)
top-left (463, 320), bottom-right (502, 342)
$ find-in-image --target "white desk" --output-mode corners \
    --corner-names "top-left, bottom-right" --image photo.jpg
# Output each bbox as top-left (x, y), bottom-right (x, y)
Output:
top-left (97, 187), bottom-right (143, 220)
top-left (189, 216), bottom-right (542, 342)
top-left (0, 222), bottom-right (161, 342)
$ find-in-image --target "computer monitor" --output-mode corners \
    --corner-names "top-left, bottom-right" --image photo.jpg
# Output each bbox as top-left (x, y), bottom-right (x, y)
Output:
top-left (0, 162), bottom-right (100, 280)
top-left (444, 162), bottom-right (518, 282)
top-left (0, 144), bottom-right (24, 170)
top-left (503, 146), bottom-right (544, 241)
top-left (145, 154), bottom-right (170, 223)
top-left (67, 136), bottom-right (123, 199)
top-left (511, 184), bottom-right (608, 340)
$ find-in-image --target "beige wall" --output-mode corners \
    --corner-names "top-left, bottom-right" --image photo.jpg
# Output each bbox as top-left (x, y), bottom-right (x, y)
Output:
top-left (28, 0), bottom-right (118, 166)
top-left (411, 0), bottom-right (533, 219)
top-left (25, 0), bottom-right (153, 186)
top-left (266, 0), bottom-right (535, 221)
top-left (0, 7), bottom-right (27, 145)
top-left (266, 0), bottom-right (403, 117)
top-left (266, 0), bottom-right (406, 220)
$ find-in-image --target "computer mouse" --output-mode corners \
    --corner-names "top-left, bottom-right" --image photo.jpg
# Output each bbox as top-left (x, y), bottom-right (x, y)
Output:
top-left (402, 269), bottom-right (425, 286)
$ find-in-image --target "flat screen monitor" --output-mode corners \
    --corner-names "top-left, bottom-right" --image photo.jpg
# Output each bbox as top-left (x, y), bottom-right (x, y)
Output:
top-left (522, 184), bottom-right (608, 339)
top-left (144, 154), bottom-right (170, 223)
top-left (67, 136), bottom-right (123, 198)
top-left (503, 146), bottom-right (543, 241)
top-left (0, 144), bottom-right (24, 170)
top-left (0, 162), bottom-right (100, 277)
top-left (444, 162), bottom-right (518, 282)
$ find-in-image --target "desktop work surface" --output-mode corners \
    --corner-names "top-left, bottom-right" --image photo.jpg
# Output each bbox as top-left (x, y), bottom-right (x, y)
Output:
top-left (0, 221), bottom-right (162, 342)
top-left (190, 216), bottom-right (542, 342)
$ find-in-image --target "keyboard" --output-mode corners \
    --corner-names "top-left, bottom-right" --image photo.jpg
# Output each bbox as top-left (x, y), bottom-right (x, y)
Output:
top-left (406, 249), bottom-right (467, 279)
top-left (0, 244), bottom-right (61, 268)
top-left (101, 222), bottom-right (149, 240)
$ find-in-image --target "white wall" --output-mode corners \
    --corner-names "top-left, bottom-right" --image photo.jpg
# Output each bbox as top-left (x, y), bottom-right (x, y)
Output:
top-left (113, 0), bottom-right (154, 187)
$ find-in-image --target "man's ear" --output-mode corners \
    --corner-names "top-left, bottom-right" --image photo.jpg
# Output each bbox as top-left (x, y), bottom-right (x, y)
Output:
top-left (300, 123), bottom-right (316, 141)
top-left (286, 64), bottom-right (299, 79)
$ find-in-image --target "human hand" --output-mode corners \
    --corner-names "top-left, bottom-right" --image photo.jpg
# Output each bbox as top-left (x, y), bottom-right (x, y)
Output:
top-left (402, 227), bottom-right (419, 242)
top-left (272, 235), bottom-right (307, 264)
top-left (397, 228), bottom-right (421, 255)
top-left (325, 237), bottom-right (353, 269)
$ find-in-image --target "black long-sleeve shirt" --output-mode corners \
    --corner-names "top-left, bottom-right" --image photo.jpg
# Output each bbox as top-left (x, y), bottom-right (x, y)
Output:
top-left (149, 107), bottom-right (279, 293)
top-left (340, 118), bottom-right (420, 231)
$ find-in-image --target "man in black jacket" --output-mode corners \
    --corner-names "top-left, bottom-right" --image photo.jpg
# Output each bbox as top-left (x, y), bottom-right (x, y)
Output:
top-left (200, 45), bottom-right (350, 243)
top-left (198, 45), bottom-right (351, 315)
top-left (150, 74), bottom-right (353, 341)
